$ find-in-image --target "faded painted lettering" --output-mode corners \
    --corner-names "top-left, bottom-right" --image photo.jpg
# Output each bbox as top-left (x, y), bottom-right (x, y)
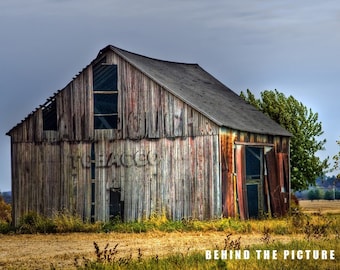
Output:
top-left (69, 150), bottom-right (158, 169)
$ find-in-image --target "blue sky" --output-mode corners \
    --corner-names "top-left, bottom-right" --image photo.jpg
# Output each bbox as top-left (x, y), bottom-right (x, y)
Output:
top-left (1, 0), bottom-right (340, 191)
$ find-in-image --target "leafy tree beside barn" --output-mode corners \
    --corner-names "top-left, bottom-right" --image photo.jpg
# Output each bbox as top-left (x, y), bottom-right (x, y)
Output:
top-left (240, 89), bottom-right (329, 191)
top-left (332, 139), bottom-right (340, 179)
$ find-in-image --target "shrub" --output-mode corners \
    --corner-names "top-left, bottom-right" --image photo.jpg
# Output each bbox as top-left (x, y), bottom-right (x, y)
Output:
top-left (0, 221), bottom-right (12, 234)
top-left (0, 195), bottom-right (11, 223)
top-left (52, 210), bottom-right (92, 233)
top-left (17, 211), bottom-right (101, 234)
top-left (290, 207), bottom-right (309, 232)
top-left (18, 211), bottom-right (56, 233)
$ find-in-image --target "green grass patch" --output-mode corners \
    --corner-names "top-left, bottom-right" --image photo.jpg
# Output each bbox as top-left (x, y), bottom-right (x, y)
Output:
top-left (101, 211), bottom-right (339, 237)
top-left (0, 209), bottom-right (338, 236)
top-left (74, 238), bottom-right (339, 270)
top-left (16, 210), bottom-right (102, 234)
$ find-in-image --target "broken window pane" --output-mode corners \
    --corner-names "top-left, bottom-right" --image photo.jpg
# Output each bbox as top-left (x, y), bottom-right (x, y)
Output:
top-left (246, 147), bottom-right (262, 180)
top-left (93, 63), bottom-right (119, 130)
top-left (94, 93), bottom-right (118, 114)
top-left (93, 64), bottom-right (117, 91)
top-left (94, 115), bottom-right (118, 129)
top-left (43, 100), bottom-right (57, 131)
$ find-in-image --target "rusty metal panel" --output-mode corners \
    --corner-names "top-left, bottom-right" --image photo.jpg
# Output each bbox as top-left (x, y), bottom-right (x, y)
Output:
top-left (220, 128), bottom-right (236, 217)
top-left (265, 149), bottom-right (290, 217)
top-left (279, 152), bottom-right (290, 215)
top-left (235, 144), bottom-right (247, 220)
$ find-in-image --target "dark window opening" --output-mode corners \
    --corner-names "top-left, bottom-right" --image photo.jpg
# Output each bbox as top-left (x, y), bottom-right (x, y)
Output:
top-left (246, 147), bottom-right (262, 180)
top-left (94, 93), bottom-right (118, 114)
top-left (93, 63), bottom-right (118, 129)
top-left (93, 64), bottom-right (117, 91)
top-left (91, 163), bottom-right (96, 179)
top-left (43, 100), bottom-right (58, 131)
top-left (91, 182), bottom-right (96, 203)
top-left (94, 115), bottom-right (118, 129)
top-left (110, 189), bottom-right (124, 221)
top-left (247, 184), bottom-right (259, 218)
top-left (244, 146), bottom-right (266, 218)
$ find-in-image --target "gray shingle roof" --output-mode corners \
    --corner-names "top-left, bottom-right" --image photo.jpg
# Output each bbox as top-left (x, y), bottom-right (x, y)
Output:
top-left (105, 45), bottom-right (291, 137)
top-left (7, 45), bottom-right (291, 137)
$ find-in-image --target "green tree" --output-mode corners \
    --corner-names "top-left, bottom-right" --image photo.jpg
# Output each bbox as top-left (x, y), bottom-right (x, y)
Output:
top-left (336, 190), bottom-right (340, 199)
top-left (332, 139), bottom-right (340, 178)
top-left (240, 89), bottom-right (328, 191)
top-left (307, 189), bottom-right (322, 201)
top-left (307, 190), bottom-right (315, 200)
top-left (324, 190), bottom-right (334, 200)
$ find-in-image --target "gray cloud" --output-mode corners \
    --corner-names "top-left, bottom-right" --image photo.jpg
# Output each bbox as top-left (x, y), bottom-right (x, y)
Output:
top-left (1, 0), bottom-right (340, 190)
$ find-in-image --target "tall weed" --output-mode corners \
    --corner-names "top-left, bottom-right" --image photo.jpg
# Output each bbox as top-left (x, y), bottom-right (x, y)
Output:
top-left (18, 211), bottom-right (56, 233)
top-left (53, 210), bottom-right (100, 233)
top-left (17, 211), bottom-right (100, 234)
top-left (5, 209), bottom-right (340, 236)
top-left (0, 195), bottom-right (11, 223)
top-left (75, 236), bottom-right (339, 270)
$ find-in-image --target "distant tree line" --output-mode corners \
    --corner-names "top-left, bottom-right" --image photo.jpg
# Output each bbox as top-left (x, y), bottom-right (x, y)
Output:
top-left (295, 189), bottom-right (339, 202)
top-left (306, 189), bottom-right (340, 200)
top-left (294, 175), bottom-right (340, 200)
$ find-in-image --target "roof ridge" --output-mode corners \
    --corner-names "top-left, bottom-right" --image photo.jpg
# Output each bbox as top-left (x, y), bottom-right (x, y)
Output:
top-left (102, 45), bottom-right (200, 66)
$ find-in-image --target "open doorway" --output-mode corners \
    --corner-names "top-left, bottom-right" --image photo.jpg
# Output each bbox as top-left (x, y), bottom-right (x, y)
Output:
top-left (235, 143), bottom-right (289, 219)
top-left (245, 146), bottom-right (265, 218)
top-left (235, 145), bottom-right (272, 219)
top-left (109, 189), bottom-right (124, 221)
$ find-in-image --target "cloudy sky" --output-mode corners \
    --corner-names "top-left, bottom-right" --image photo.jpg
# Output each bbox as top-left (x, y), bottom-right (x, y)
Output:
top-left (1, 0), bottom-right (340, 191)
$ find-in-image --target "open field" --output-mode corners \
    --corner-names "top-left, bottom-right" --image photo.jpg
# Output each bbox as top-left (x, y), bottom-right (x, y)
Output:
top-left (0, 231), bottom-right (299, 269)
top-left (299, 199), bottom-right (340, 214)
top-left (0, 200), bottom-right (339, 269)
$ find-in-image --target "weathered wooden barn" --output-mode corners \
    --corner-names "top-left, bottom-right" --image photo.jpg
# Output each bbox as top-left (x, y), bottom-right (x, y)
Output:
top-left (7, 45), bottom-right (291, 226)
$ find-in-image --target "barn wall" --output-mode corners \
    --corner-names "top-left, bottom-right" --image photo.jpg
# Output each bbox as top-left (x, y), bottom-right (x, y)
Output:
top-left (10, 136), bottom-right (221, 224)
top-left (91, 135), bottom-right (221, 221)
top-left (10, 141), bottom-right (92, 225)
top-left (9, 50), bottom-right (222, 224)
top-left (8, 48), bottom-right (290, 224)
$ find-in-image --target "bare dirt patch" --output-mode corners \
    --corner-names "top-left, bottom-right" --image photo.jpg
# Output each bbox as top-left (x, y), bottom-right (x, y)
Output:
top-left (299, 200), bottom-right (340, 214)
top-left (0, 231), bottom-right (294, 269)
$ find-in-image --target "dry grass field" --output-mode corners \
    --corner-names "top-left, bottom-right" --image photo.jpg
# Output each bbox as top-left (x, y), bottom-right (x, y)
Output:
top-left (299, 199), bottom-right (340, 214)
top-left (0, 200), bottom-right (338, 269)
top-left (0, 231), bottom-right (296, 269)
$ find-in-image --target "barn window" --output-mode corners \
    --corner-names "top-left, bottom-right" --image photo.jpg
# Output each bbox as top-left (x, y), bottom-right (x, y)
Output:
top-left (245, 147), bottom-right (263, 180)
top-left (93, 62), bottom-right (118, 129)
top-left (42, 99), bottom-right (57, 131)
